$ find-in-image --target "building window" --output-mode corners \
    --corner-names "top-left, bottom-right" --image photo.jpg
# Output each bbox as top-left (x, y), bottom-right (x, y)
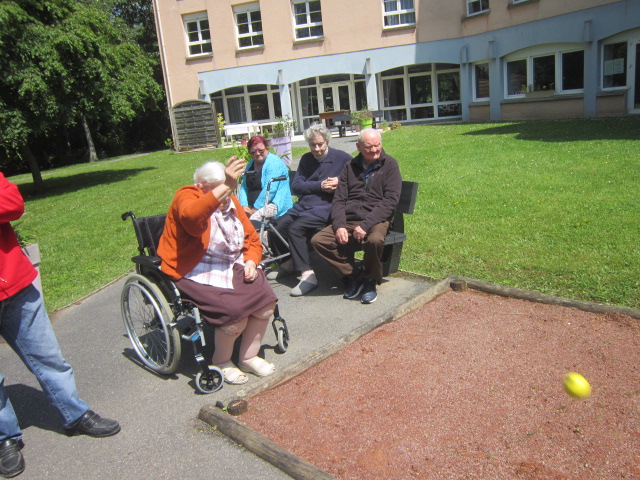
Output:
top-left (506, 59), bottom-right (527, 95)
top-left (184, 12), bottom-right (212, 56)
top-left (380, 63), bottom-right (461, 121)
top-left (561, 50), bottom-right (584, 91)
top-left (383, 0), bottom-right (416, 28)
top-left (474, 63), bottom-right (490, 99)
top-left (532, 54), bottom-right (555, 92)
top-left (505, 48), bottom-right (584, 96)
top-left (211, 85), bottom-right (281, 124)
top-left (292, 1), bottom-right (323, 40)
top-left (467, 0), bottom-right (489, 16)
top-left (234, 3), bottom-right (263, 49)
top-left (603, 42), bottom-right (627, 88)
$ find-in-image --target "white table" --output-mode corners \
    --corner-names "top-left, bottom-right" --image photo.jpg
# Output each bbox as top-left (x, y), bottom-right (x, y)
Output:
top-left (224, 122), bottom-right (259, 139)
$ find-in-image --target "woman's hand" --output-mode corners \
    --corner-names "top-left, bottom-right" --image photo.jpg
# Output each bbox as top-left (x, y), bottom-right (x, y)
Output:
top-left (321, 176), bottom-right (339, 192)
top-left (244, 260), bottom-right (259, 282)
top-left (225, 156), bottom-right (246, 190)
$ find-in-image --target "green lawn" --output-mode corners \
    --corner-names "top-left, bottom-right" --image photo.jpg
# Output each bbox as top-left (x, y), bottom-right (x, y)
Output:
top-left (10, 118), bottom-right (640, 312)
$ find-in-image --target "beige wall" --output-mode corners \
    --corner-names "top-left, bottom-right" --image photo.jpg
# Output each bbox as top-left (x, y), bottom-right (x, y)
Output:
top-left (597, 92), bottom-right (628, 117)
top-left (155, 0), bottom-right (621, 105)
top-left (502, 98), bottom-right (584, 121)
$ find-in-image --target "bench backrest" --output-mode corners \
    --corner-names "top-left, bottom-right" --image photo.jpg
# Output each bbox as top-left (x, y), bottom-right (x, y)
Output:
top-left (288, 172), bottom-right (418, 232)
top-left (391, 181), bottom-right (418, 233)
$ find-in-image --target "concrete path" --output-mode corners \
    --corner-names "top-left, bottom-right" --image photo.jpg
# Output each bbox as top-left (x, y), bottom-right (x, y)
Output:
top-left (1, 265), bottom-right (434, 479)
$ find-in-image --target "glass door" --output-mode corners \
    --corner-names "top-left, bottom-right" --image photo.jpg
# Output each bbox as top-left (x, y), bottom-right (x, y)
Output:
top-left (321, 84), bottom-right (352, 112)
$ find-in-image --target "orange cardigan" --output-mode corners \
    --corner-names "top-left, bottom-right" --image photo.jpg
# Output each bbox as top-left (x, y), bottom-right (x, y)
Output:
top-left (157, 185), bottom-right (262, 280)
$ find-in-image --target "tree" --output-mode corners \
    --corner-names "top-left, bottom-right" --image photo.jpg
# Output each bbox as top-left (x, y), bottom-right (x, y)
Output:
top-left (0, 0), bottom-right (163, 188)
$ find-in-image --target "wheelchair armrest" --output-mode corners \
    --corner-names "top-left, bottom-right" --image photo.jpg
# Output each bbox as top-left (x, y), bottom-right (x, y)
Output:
top-left (131, 255), bottom-right (162, 268)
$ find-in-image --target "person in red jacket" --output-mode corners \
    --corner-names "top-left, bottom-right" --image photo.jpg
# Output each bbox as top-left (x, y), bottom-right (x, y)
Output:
top-left (0, 172), bottom-right (120, 479)
top-left (157, 158), bottom-right (278, 386)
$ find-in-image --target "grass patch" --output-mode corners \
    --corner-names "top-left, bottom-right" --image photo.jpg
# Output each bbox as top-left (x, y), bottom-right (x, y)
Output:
top-left (384, 118), bottom-right (640, 308)
top-left (10, 118), bottom-right (640, 311)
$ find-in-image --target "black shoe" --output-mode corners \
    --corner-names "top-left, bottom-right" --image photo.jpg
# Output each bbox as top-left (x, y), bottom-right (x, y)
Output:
top-left (66, 410), bottom-right (121, 438)
top-left (0, 439), bottom-right (25, 478)
top-left (343, 272), bottom-right (364, 299)
top-left (360, 280), bottom-right (378, 304)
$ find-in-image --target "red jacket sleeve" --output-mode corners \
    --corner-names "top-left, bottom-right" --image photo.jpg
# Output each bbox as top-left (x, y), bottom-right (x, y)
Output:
top-left (0, 173), bottom-right (38, 300)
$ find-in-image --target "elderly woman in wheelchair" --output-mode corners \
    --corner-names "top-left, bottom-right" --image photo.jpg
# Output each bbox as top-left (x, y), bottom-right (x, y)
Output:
top-left (156, 158), bottom-right (278, 385)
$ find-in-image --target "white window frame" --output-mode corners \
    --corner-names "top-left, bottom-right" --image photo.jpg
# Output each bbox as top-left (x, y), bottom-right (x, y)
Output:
top-left (234, 3), bottom-right (263, 49)
top-left (183, 12), bottom-right (212, 58)
top-left (467, 0), bottom-right (489, 17)
top-left (292, 1), bottom-right (324, 41)
top-left (382, 0), bottom-right (416, 29)
top-left (504, 45), bottom-right (585, 98)
top-left (377, 63), bottom-right (462, 122)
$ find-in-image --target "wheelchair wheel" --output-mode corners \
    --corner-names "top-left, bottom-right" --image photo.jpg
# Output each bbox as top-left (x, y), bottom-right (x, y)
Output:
top-left (195, 366), bottom-right (224, 394)
top-left (121, 273), bottom-right (181, 374)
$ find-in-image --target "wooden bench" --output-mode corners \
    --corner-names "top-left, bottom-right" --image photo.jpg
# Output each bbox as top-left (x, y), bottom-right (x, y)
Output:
top-left (288, 170), bottom-right (418, 276)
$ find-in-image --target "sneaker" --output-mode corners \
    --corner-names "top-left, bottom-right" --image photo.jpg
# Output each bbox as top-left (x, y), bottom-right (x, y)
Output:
top-left (343, 272), bottom-right (364, 300)
top-left (360, 280), bottom-right (378, 304)
top-left (0, 439), bottom-right (25, 478)
top-left (66, 410), bottom-right (121, 438)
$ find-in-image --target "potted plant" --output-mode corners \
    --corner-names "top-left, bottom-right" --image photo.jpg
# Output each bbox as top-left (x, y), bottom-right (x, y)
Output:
top-left (270, 114), bottom-right (295, 165)
top-left (217, 112), bottom-right (227, 147)
top-left (349, 105), bottom-right (374, 131)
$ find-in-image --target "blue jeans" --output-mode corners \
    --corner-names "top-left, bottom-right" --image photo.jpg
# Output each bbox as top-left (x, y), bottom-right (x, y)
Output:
top-left (0, 284), bottom-right (89, 441)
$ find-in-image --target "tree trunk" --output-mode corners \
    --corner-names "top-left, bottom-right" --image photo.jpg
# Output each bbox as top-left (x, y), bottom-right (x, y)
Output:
top-left (82, 115), bottom-right (99, 163)
top-left (19, 144), bottom-right (44, 193)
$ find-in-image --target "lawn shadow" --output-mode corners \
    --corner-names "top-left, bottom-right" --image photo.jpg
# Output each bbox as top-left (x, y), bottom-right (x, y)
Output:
top-left (17, 167), bottom-right (157, 199)
top-left (463, 118), bottom-right (640, 142)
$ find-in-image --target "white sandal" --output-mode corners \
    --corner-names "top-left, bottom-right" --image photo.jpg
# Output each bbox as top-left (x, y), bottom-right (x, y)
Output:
top-left (239, 357), bottom-right (275, 377)
top-left (216, 362), bottom-right (249, 385)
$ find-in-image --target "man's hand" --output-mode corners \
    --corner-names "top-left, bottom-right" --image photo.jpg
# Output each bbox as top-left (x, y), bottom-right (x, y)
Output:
top-left (335, 227), bottom-right (349, 245)
top-left (321, 176), bottom-right (339, 192)
top-left (243, 206), bottom-right (256, 215)
top-left (353, 226), bottom-right (367, 243)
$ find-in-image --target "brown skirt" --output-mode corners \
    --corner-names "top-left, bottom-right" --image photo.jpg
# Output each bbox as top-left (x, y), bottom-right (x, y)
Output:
top-left (175, 264), bottom-right (278, 327)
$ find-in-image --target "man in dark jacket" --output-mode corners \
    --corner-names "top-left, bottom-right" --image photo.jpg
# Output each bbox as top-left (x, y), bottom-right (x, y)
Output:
top-left (311, 129), bottom-right (402, 304)
top-left (0, 173), bottom-right (120, 478)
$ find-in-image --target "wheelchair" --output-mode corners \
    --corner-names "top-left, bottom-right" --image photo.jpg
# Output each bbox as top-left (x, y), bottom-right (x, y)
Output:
top-left (255, 175), bottom-right (292, 271)
top-left (120, 211), bottom-right (290, 394)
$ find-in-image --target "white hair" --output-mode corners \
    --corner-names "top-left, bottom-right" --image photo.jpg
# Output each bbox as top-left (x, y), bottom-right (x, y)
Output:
top-left (193, 161), bottom-right (225, 185)
top-left (304, 123), bottom-right (331, 145)
top-left (357, 128), bottom-right (381, 144)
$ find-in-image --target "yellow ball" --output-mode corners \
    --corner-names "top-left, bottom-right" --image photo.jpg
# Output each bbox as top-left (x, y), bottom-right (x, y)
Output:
top-left (563, 372), bottom-right (591, 399)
